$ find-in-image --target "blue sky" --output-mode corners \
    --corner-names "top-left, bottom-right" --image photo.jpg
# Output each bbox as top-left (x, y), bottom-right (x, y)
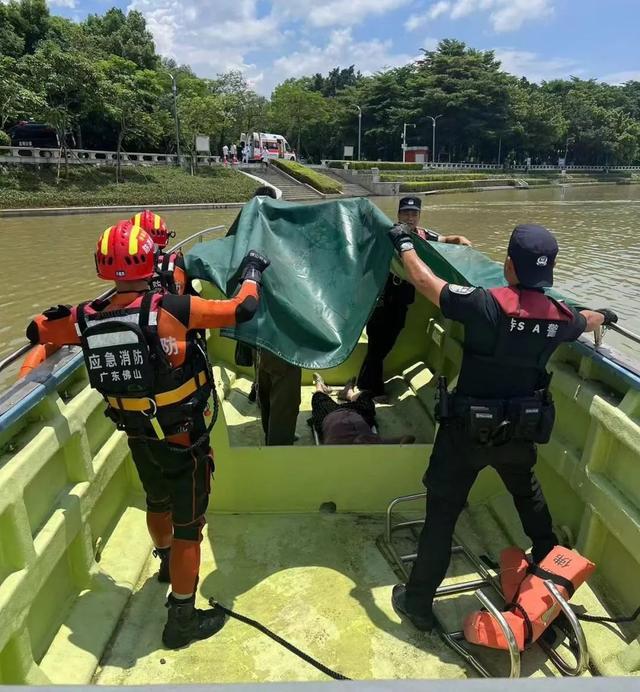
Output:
top-left (51, 0), bottom-right (640, 95)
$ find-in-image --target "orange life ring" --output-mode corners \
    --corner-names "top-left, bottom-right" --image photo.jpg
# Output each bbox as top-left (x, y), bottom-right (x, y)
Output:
top-left (18, 343), bottom-right (60, 379)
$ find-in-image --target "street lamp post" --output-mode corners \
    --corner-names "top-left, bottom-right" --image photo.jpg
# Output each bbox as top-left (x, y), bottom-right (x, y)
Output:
top-left (427, 114), bottom-right (442, 163)
top-left (168, 72), bottom-right (181, 164)
top-left (402, 122), bottom-right (416, 162)
top-left (354, 105), bottom-right (362, 161)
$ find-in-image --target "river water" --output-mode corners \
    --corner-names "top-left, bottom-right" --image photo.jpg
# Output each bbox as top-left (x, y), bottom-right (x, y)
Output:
top-left (2, 184), bottom-right (639, 387)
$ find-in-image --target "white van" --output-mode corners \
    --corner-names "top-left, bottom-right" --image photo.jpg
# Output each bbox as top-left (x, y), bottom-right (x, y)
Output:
top-left (241, 132), bottom-right (296, 162)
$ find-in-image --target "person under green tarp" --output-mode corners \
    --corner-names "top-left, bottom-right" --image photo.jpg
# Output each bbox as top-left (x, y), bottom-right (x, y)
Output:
top-left (257, 348), bottom-right (301, 445)
top-left (356, 196), bottom-right (472, 399)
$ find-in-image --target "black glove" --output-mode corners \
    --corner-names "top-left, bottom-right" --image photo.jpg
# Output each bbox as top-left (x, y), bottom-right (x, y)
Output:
top-left (240, 250), bottom-right (270, 284)
top-left (388, 223), bottom-right (415, 254)
top-left (595, 308), bottom-right (618, 326)
top-left (26, 320), bottom-right (39, 344)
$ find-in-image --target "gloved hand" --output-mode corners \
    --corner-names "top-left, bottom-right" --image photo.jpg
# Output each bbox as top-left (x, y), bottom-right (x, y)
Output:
top-left (388, 223), bottom-right (415, 254)
top-left (595, 308), bottom-right (618, 326)
top-left (240, 250), bottom-right (270, 284)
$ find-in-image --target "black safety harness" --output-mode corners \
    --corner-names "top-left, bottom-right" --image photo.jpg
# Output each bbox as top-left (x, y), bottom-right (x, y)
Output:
top-left (76, 291), bottom-right (217, 452)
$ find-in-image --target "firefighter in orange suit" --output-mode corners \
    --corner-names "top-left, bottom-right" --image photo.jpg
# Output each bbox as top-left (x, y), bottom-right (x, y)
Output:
top-left (26, 220), bottom-right (269, 649)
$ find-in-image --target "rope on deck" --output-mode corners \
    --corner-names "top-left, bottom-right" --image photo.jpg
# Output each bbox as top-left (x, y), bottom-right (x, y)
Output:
top-left (209, 598), bottom-right (352, 681)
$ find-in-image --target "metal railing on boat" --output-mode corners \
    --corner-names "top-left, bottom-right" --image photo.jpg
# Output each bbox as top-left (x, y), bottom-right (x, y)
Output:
top-left (0, 225), bottom-right (225, 374)
top-left (382, 492), bottom-right (590, 679)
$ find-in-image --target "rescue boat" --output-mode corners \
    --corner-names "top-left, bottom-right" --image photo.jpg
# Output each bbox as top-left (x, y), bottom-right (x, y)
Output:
top-left (1, 202), bottom-right (640, 686)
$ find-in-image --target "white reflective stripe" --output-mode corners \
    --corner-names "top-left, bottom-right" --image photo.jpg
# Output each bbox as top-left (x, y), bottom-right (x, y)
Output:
top-left (75, 323), bottom-right (82, 336)
top-left (85, 313), bottom-right (142, 326)
top-left (86, 332), bottom-right (140, 348)
top-left (83, 305), bottom-right (158, 328)
top-left (167, 260), bottom-right (175, 271)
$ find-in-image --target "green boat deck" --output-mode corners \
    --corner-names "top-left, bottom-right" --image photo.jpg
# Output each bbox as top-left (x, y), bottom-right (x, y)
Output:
top-left (54, 501), bottom-right (625, 685)
top-left (3, 287), bottom-right (640, 684)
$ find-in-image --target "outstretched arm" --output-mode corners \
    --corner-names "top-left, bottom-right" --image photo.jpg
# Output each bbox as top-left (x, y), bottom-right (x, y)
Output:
top-left (389, 225), bottom-right (447, 307)
top-left (440, 234), bottom-right (472, 246)
top-left (186, 251), bottom-right (270, 329)
top-left (580, 308), bottom-right (617, 333)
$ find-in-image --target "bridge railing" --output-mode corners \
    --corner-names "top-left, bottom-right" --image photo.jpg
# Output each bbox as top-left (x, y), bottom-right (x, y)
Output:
top-left (0, 146), bottom-right (222, 166)
top-left (321, 159), bottom-right (640, 172)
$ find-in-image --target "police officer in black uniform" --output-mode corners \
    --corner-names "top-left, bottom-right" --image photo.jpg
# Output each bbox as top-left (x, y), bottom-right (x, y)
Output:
top-left (386, 222), bottom-right (618, 631)
top-left (357, 196), bottom-right (471, 398)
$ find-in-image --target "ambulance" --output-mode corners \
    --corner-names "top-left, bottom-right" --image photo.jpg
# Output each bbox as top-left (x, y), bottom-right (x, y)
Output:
top-left (241, 131), bottom-right (296, 162)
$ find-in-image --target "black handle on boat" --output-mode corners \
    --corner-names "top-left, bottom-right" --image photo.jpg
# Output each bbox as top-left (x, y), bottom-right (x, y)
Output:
top-left (0, 225), bottom-right (225, 374)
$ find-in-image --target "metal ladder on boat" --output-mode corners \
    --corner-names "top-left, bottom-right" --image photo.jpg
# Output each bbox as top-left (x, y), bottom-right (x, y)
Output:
top-left (383, 492), bottom-right (590, 679)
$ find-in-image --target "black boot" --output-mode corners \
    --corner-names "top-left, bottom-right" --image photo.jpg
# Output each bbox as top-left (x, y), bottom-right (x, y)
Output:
top-left (153, 547), bottom-right (171, 583)
top-left (392, 584), bottom-right (435, 632)
top-left (162, 593), bottom-right (227, 649)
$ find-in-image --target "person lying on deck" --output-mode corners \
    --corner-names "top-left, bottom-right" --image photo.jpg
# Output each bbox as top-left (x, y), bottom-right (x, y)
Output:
top-left (310, 374), bottom-right (416, 445)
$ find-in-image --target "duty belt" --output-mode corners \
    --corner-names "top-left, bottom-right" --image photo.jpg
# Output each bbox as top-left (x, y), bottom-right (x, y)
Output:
top-left (107, 370), bottom-right (208, 411)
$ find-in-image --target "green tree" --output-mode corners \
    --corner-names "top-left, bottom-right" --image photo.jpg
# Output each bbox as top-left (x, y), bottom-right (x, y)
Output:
top-left (269, 80), bottom-right (329, 157)
top-left (0, 56), bottom-right (43, 129)
top-left (506, 80), bottom-right (567, 162)
top-left (20, 42), bottom-right (100, 171)
top-left (0, 3), bottom-right (25, 58)
top-left (178, 94), bottom-right (224, 155)
top-left (97, 56), bottom-right (163, 180)
top-left (0, 0), bottom-right (50, 55)
top-left (361, 68), bottom-right (414, 160)
top-left (309, 65), bottom-right (363, 97)
top-left (409, 39), bottom-right (512, 162)
top-left (84, 9), bottom-right (158, 69)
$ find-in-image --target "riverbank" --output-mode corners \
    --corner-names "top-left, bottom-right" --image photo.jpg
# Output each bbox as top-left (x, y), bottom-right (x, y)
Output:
top-left (0, 165), bottom-right (259, 209)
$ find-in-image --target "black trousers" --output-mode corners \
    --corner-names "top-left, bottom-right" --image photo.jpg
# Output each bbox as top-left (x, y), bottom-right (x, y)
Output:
top-left (258, 350), bottom-right (302, 446)
top-left (128, 432), bottom-right (214, 542)
top-left (405, 422), bottom-right (557, 612)
top-left (310, 392), bottom-right (377, 430)
top-left (357, 301), bottom-right (409, 396)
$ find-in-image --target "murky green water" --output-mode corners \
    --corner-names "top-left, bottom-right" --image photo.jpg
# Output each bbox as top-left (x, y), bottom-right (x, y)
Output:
top-left (2, 184), bottom-right (639, 388)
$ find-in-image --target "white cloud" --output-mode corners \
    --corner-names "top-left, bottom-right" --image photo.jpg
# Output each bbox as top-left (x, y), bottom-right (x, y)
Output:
top-left (490, 0), bottom-right (553, 32)
top-left (495, 48), bottom-right (582, 82)
top-left (47, 0), bottom-right (77, 6)
top-left (125, 0), bottom-right (415, 94)
top-left (274, 0), bottom-right (412, 28)
top-left (406, 0), bottom-right (553, 33)
top-left (128, 0), bottom-right (280, 80)
top-left (600, 70), bottom-right (640, 85)
top-left (405, 1), bottom-right (450, 31)
top-left (273, 28), bottom-right (412, 84)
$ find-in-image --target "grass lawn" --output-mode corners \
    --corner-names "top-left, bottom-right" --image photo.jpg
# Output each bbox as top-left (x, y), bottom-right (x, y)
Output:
top-left (0, 164), bottom-right (259, 209)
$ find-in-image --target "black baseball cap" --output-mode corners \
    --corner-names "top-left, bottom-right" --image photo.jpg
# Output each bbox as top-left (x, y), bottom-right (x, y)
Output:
top-left (398, 196), bottom-right (421, 212)
top-left (508, 224), bottom-right (558, 288)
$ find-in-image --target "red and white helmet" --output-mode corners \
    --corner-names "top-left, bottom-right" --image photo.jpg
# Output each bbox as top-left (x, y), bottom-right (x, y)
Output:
top-left (131, 209), bottom-right (174, 248)
top-left (95, 220), bottom-right (156, 281)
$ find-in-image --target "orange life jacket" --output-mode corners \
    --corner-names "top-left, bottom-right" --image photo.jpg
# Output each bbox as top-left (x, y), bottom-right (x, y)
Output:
top-left (464, 545), bottom-right (595, 651)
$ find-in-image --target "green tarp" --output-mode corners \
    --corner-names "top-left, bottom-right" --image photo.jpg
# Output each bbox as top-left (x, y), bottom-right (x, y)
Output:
top-left (184, 197), bottom-right (525, 369)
